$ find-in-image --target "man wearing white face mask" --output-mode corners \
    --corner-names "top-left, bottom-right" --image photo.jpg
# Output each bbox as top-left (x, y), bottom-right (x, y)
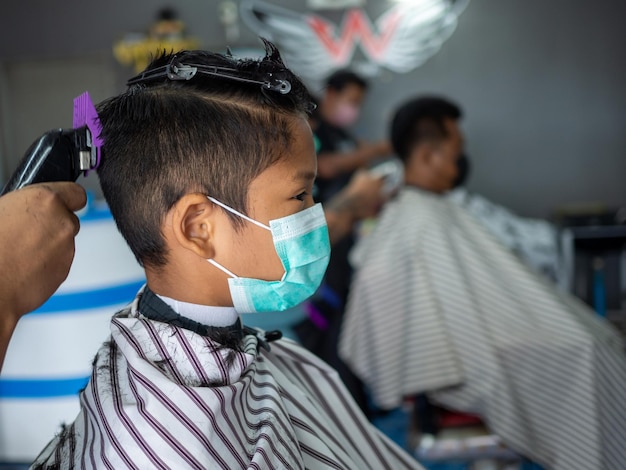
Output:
top-left (314, 69), bottom-right (392, 204)
top-left (292, 70), bottom-right (392, 415)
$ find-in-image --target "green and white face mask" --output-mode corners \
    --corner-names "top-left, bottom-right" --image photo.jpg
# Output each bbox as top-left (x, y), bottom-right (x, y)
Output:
top-left (207, 197), bottom-right (330, 314)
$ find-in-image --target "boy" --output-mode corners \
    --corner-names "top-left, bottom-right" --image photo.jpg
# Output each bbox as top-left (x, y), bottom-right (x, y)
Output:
top-left (31, 43), bottom-right (420, 469)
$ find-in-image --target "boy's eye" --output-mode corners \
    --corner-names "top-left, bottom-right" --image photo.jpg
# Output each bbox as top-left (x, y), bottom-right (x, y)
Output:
top-left (294, 191), bottom-right (308, 201)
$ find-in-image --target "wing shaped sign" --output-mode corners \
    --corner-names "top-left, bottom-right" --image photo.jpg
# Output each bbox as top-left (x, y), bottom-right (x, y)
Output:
top-left (241, 0), bottom-right (469, 81)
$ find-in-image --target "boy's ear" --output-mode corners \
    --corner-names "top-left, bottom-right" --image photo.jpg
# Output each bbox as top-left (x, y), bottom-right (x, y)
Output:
top-left (169, 194), bottom-right (217, 259)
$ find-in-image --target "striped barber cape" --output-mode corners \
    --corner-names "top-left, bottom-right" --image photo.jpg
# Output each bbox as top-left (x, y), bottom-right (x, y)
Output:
top-left (32, 288), bottom-right (420, 469)
top-left (339, 187), bottom-right (626, 470)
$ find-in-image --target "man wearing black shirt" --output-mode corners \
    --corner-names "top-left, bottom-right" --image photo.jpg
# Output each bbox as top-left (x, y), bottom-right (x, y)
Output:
top-left (296, 70), bottom-right (390, 414)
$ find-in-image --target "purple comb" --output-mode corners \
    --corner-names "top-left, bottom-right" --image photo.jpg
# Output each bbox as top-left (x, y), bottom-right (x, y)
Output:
top-left (73, 91), bottom-right (103, 174)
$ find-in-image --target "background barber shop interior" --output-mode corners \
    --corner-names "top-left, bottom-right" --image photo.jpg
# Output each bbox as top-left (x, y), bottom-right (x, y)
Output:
top-left (1, 1), bottom-right (625, 469)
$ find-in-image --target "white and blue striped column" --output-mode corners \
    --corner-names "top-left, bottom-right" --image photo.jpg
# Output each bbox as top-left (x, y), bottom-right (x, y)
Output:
top-left (0, 200), bottom-right (145, 463)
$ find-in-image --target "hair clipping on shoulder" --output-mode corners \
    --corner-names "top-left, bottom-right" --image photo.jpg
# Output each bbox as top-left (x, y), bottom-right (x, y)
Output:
top-left (127, 57), bottom-right (292, 95)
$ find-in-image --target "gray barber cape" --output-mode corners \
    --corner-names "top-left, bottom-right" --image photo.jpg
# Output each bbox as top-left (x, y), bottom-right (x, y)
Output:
top-left (32, 288), bottom-right (420, 469)
top-left (340, 187), bottom-right (626, 470)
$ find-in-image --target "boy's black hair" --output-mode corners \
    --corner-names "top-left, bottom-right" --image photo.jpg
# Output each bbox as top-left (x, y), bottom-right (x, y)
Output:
top-left (325, 69), bottom-right (368, 92)
top-left (97, 41), bottom-right (313, 268)
top-left (390, 96), bottom-right (462, 161)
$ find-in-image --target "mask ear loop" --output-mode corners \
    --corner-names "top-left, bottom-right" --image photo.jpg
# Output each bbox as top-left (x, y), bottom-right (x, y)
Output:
top-left (207, 258), bottom-right (239, 278)
top-left (207, 196), bottom-right (270, 231)
top-left (205, 196), bottom-right (271, 279)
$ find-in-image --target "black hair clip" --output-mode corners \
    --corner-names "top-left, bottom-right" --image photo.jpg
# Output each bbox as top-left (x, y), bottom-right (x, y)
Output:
top-left (126, 58), bottom-right (292, 95)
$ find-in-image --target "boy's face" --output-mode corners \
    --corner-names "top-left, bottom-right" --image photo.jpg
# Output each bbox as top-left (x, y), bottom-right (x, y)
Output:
top-left (218, 116), bottom-right (318, 282)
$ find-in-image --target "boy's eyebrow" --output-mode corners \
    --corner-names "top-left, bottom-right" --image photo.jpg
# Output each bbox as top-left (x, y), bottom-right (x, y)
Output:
top-left (293, 170), bottom-right (317, 182)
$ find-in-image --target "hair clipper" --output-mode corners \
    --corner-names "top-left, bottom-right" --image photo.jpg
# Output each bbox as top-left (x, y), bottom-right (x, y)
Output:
top-left (1, 92), bottom-right (103, 196)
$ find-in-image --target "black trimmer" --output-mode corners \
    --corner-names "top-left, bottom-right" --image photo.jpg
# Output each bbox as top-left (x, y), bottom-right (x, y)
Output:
top-left (1, 92), bottom-right (102, 195)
